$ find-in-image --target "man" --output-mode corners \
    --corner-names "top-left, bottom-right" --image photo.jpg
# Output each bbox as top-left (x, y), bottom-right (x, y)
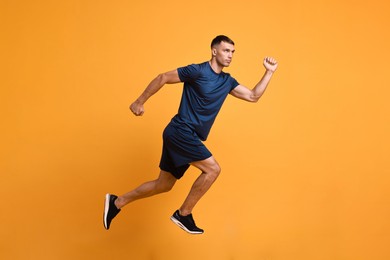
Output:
top-left (103, 35), bottom-right (278, 234)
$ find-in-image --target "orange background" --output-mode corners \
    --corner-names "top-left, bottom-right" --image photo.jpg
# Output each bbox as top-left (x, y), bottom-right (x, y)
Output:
top-left (1, 0), bottom-right (390, 259)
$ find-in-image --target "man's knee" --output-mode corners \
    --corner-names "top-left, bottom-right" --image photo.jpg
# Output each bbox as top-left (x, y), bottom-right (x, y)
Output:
top-left (161, 184), bottom-right (174, 193)
top-left (155, 171), bottom-right (176, 193)
top-left (206, 163), bottom-right (221, 179)
top-left (191, 156), bottom-right (221, 180)
top-left (213, 163), bottom-right (221, 175)
top-left (155, 181), bottom-right (174, 193)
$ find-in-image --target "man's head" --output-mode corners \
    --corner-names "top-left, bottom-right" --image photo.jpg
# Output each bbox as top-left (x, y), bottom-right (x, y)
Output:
top-left (210, 35), bottom-right (235, 67)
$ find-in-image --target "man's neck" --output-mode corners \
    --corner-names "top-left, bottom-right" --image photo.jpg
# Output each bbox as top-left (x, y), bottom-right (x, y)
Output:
top-left (209, 59), bottom-right (223, 74)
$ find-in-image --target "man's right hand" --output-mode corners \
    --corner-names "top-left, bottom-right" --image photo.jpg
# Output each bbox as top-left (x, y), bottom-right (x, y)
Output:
top-left (130, 100), bottom-right (144, 116)
top-left (129, 69), bottom-right (180, 117)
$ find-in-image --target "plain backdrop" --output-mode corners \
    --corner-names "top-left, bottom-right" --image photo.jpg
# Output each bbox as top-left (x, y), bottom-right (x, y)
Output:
top-left (1, 0), bottom-right (389, 259)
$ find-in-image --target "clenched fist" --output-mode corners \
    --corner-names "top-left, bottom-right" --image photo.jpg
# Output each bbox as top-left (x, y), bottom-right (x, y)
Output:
top-left (263, 57), bottom-right (278, 72)
top-left (129, 100), bottom-right (145, 116)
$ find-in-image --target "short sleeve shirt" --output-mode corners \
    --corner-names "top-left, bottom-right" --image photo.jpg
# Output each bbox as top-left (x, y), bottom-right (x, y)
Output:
top-left (173, 61), bottom-right (239, 141)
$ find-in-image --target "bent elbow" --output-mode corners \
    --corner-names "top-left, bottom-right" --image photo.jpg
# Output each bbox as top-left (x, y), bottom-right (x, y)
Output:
top-left (248, 95), bottom-right (261, 103)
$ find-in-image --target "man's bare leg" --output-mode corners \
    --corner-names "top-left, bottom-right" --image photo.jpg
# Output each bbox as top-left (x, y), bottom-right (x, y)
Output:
top-left (115, 170), bottom-right (177, 209)
top-left (179, 156), bottom-right (221, 216)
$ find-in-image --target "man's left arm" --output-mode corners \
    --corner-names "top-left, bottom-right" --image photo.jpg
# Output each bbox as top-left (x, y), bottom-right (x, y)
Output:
top-left (230, 57), bottom-right (278, 102)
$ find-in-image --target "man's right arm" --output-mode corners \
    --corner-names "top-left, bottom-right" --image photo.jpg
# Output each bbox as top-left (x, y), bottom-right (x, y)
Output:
top-left (130, 69), bottom-right (181, 116)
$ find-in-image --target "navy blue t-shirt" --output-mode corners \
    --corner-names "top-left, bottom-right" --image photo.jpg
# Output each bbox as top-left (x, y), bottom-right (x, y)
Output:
top-left (172, 61), bottom-right (239, 141)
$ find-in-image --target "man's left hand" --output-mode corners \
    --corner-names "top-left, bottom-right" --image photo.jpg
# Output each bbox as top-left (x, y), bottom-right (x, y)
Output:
top-left (263, 57), bottom-right (278, 72)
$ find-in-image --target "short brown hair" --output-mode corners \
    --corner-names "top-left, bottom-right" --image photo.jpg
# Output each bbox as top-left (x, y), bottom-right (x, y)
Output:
top-left (211, 35), bottom-right (235, 48)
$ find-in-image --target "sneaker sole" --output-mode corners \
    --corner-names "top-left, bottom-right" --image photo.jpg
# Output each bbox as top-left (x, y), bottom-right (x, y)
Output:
top-left (103, 194), bottom-right (110, 229)
top-left (170, 216), bottom-right (204, 234)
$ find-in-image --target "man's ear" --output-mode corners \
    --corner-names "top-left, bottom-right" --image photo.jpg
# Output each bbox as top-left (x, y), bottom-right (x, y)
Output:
top-left (212, 48), bottom-right (217, 56)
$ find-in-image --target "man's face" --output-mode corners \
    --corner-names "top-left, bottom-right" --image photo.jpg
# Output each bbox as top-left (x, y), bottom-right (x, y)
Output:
top-left (213, 41), bottom-right (235, 67)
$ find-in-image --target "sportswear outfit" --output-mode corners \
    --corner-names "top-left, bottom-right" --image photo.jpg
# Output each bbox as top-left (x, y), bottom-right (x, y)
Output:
top-left (159, 61), bottom-right (239, 179)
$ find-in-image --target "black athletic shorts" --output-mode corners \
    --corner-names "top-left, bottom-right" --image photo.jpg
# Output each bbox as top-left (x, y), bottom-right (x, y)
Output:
top-left (159, 122), bottom-right (212, 179)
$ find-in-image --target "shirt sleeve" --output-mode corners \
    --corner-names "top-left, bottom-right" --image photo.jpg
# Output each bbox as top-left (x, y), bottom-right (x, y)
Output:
top-left (177, 64), bottom-right (202, 82)
top-left (230, 77), bottom-right (240, 91)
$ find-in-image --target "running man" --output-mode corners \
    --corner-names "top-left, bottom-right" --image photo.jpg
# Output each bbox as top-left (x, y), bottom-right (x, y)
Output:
top-left (103, 35), bottom-right (278, 234)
